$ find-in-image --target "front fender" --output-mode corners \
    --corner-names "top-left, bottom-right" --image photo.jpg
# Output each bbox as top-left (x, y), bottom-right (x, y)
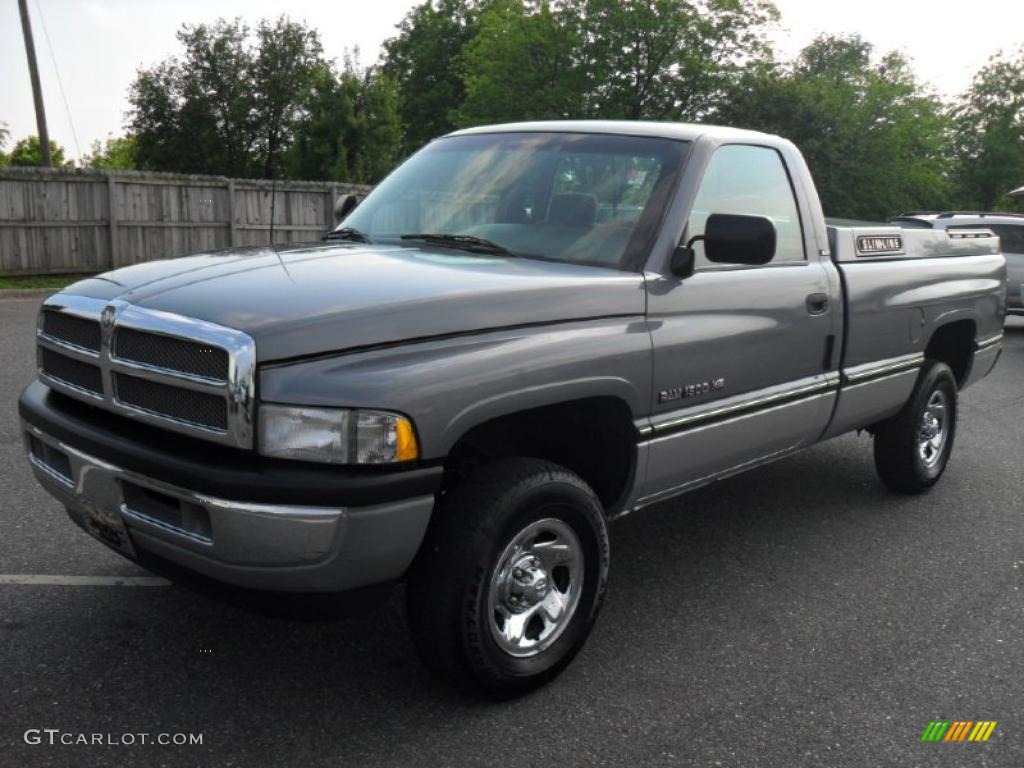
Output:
top-left (258, 318), bottom-right (653, 459)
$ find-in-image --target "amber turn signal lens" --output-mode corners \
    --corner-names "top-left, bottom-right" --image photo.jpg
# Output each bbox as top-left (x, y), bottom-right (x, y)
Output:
top-left (394, 416), bottom-right (419, 462)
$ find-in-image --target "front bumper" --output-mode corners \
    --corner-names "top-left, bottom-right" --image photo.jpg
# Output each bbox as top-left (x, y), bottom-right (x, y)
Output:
top-left (20, 382), bottom-right (439, 593)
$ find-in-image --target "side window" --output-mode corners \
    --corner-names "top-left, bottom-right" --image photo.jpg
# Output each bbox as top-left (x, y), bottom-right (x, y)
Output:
top-left (987, 224), bottom-right (1024, 255)
top-left (689, 145), bottom-right (805, 266)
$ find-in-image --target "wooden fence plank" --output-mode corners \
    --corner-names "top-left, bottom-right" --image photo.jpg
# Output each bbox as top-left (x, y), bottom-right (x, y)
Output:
top-left (107, 175), bottom-right (117, 269)
top-left (0, 168), bottom-right (371, 276)
top-left (227, 178), bottom-right (237, 246)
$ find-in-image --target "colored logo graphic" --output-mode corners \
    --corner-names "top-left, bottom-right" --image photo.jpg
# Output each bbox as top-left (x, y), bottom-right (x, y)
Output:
top-left (921, 721), bottom-right (997, 742)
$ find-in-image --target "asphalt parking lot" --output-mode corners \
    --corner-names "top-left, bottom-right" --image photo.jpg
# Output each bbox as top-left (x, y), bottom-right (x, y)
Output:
top-left (2, 294), bottom-right (1022, 768)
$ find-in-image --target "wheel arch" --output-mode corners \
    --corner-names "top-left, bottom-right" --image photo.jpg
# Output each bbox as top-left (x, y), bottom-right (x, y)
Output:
top-left (441, 395), bottom-right (640, 516)
top-left (923, 317), bottom-right (977, 388)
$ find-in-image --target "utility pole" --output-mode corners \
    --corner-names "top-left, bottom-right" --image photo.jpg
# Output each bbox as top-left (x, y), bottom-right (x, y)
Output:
top-left (18, 0), bottom-right (52, 167)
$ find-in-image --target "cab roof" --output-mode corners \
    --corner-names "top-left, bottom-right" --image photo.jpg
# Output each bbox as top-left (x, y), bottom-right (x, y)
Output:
top-left (446, 120), bottom-right (784, 145)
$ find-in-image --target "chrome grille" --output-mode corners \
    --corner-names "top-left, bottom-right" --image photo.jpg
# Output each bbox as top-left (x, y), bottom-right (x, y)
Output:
top-left (41, 310), bottom-right (101, 352)
top-left (115, 373), bottom-right (228, 431)
top-left (40, 347), bottom-right (103, 395)
top-left (114, 328), bottom-right (229, 381)
top-left (36, 295), bottom-right (256, 448)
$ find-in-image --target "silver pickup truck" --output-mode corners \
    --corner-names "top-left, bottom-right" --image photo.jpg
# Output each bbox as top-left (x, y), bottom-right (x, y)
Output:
top-left (20, 122), bottom-right (1005, 697)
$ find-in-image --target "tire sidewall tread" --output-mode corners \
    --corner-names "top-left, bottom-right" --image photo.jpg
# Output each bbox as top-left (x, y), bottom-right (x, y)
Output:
top-left (873, 360), bottom-right (958, 494)
top-left (406, 457), bottom-right (609, 698)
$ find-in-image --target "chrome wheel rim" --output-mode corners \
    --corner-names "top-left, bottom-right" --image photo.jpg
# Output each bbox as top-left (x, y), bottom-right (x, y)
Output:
top-left (486, 517), bottom-right (584, 658)
top-left (917, 389), bottom-right (949, 468)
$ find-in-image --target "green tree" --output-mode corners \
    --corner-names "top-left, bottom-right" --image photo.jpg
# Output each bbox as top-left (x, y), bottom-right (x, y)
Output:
top-left (128, 16), bottom-right (325, 178)
top-left (83, 135), bottom-right (138, 169)
top-left (575, 0), bottom-right (779, 120)
top-left (351, 70), bottom-right (404, 182)
top-left (718, 35), bottom-right (953, 220)
top-left (285, 58), bottom-right (403, 183)
top-left (951, 48), bottom-right (1024, 211)
top-left (0, 122), bottom-right (9, 166)
top-left (381, 0), bottom-right (484, 153)
top-left (7, 135), bottom-right (73, 168)
top-left (457, 0), bottom-right (585, 126)
top-left (451, 0), bottom-right (779, 127)
top-left (249, 18), bottom-right (326, 177)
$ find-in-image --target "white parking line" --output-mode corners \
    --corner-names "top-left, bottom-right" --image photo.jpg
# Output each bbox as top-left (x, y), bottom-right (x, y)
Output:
top-left (0, 575), bottom-right (171, 586)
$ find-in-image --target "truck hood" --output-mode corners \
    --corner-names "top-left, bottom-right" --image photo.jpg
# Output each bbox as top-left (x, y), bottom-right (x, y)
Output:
top-left (62, 242), bottom-right (646, 362)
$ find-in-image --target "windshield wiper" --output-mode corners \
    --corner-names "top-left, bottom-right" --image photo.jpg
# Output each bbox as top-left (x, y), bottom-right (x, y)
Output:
top-left (399, 233), bottom-right (514, 256)
top-left (324, 227), bottom-right (372, 243)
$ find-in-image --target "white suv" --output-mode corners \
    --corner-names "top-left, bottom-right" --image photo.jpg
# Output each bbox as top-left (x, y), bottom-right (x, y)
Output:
top-left (892, 211), bottom-right (1024, 315)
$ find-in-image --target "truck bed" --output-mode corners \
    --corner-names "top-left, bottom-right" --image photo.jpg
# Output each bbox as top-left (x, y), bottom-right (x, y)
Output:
top-left (821, 222), bottom-right (1005, 439)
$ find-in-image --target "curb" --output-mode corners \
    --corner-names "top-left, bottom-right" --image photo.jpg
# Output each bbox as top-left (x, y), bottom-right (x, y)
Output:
top-left (0, 289), bottom-right (54, 300)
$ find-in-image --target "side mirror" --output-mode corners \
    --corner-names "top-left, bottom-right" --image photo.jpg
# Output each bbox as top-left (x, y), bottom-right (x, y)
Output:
top-left (703, 213), bottom-right (776, 266)
top-left (334, 194), bottom-right (361, 223)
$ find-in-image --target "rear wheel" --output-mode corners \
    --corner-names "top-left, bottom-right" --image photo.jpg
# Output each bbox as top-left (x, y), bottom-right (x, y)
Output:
top-left (873, 360), bottom-right (958, 494)
top-left (406, 457), bottom-right (609, 698)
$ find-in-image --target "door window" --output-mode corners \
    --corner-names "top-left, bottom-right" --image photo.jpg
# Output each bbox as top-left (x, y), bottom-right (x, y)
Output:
top-left (689, 145), bottom-right (805, 266)
top-left (987, 224), bottom-right (1024, 255)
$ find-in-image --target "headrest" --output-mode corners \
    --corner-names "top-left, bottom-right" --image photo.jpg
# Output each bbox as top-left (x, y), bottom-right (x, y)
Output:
top-left (548, 193), bottom-right (597, 227)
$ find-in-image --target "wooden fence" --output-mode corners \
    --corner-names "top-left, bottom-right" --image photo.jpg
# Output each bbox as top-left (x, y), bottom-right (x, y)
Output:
top-left (0, 167), bottom-right (372, 276)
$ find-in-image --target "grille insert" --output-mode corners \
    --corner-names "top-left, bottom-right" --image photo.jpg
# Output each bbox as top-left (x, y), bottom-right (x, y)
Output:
top-left (41, 310), bottom-right (101, 352)
top-left (114, 328), bottom-right (229, 381)
top-left (115, 373), bottom-right (228, 431)
top-left (41, 348), bottom-right (103, 394)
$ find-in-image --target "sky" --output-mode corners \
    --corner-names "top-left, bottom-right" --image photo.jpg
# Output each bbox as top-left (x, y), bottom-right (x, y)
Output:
top-left (2, 0), bottom-right (1022, 163)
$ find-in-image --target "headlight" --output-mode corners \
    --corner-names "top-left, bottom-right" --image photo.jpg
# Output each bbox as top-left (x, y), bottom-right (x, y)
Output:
top-left (258, 405), bottom-right (419, 464)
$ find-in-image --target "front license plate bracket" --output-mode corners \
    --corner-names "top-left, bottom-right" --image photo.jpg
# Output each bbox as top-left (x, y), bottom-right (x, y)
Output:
top-left (81, 503), bottom-right (136, 558)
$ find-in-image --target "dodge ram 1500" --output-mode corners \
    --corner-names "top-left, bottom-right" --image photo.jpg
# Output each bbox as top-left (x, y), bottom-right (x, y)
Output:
top-left (20, 121), bottom-right (1006, 696)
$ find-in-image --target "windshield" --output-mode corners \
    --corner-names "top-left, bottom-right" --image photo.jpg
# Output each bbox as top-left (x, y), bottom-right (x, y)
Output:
top-left (339, 132), bottom-right (687, 270)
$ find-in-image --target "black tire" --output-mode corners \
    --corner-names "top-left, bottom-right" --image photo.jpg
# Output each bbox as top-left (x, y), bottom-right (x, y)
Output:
top-left (406, 457), bottom-right (609, 698)
top-left (873, 360), bottom-right (958, 494)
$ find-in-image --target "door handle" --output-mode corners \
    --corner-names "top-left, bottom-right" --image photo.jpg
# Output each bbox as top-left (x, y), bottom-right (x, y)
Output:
top-left (805, 293), bottom-right (829, 315)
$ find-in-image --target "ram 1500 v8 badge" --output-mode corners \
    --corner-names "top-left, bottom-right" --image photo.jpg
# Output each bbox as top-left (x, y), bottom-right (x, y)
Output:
top-left (20, 122), bottom-right (1006, 697)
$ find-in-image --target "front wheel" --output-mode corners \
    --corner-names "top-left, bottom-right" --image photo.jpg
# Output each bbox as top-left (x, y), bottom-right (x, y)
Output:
top-left (406, 458), bottom-right (609, 698)
top-left (873, 360), bottom-right (958, 494)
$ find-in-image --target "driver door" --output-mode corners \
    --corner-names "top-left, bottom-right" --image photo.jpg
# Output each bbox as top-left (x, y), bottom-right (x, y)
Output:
top-left (639, 144), bottom-right (837, 504)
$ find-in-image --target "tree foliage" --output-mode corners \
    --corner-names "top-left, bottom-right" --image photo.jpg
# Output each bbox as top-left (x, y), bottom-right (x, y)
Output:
top-left (575, 0), bottom-right (778, 120)
top-left (452, 0), bottom-right (779, 127)
top-left (7, 136), bottom-right (73, 168)
top-left (381, 0), bottom-right (484, 153)
top-left (129, 18), bottom-right (285, 176)
top-left (83, 135), bottom-right (138, 169)
top-left (457, 0), bottom-right (585, 125)
top-left (716, 35), bottom-right (953, 220)
top-left (285, 57), bottom-right (402, 184)
top-left (127, 16), bottom-right (397, 181)
top-left (950, 48), bottom-right (1024, 211)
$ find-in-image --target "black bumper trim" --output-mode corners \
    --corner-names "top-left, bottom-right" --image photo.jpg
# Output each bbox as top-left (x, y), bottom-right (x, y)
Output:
top-left (19, 381), bottom-right (443, 507)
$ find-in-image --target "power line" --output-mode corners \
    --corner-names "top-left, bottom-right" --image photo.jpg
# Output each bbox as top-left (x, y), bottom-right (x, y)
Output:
top-left (33, 0), bottom-right (82, 162)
